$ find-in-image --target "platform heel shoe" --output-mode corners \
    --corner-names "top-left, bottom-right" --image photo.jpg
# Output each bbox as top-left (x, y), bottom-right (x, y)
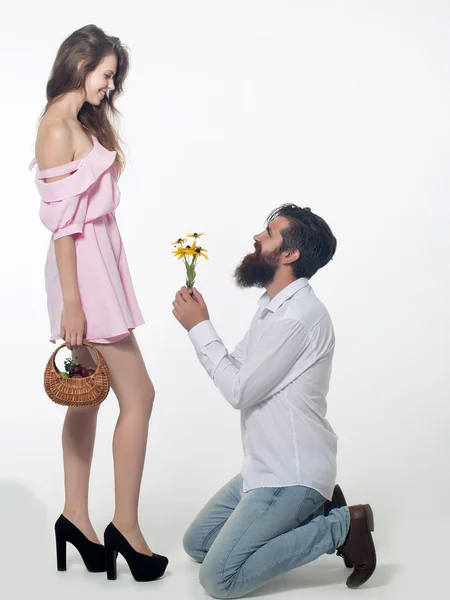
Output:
top-left (104, 522), bottom-right (168, 581)
top-left (55, 515), bottom-right (106, 572)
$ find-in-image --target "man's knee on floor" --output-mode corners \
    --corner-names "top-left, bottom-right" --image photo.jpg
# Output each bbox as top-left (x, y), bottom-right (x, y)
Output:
top-left (199, 559), bottom-right (243, 599)
top-left (182, 527), bottom-right (206, 563)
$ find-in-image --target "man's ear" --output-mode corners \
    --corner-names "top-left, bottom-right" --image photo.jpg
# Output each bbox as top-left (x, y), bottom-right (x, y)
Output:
top-left (282, 249), bottom-right (300, 265)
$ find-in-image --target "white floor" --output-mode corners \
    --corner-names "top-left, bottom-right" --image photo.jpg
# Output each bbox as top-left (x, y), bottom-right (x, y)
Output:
top-left (1, 553), bottom-right (402, 600)
top-left (1, 477), bottom-right (440, 600)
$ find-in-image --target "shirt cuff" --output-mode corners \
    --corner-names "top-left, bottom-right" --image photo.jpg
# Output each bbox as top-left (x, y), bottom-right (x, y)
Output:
top-left (53, 223), bottom-right (83, 241)
top-left (188, 320), bottom-right (221, 352)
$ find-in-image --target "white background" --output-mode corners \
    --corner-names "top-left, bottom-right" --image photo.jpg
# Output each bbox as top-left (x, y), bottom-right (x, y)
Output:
top-left (1, 1), bottom-right (449, 598)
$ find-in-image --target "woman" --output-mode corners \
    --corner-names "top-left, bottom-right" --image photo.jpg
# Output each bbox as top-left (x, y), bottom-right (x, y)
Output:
top-left (30, 24), bottom-right (168, 582)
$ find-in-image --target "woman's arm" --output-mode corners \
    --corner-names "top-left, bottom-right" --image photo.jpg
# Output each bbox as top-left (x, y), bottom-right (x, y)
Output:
top-left (36, 122), bottom-right (86, 350)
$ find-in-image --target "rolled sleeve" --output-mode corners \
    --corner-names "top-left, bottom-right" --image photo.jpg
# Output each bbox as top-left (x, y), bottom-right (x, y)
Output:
top-left (39, 189), bottom-right (89, 241)
top-left (52, 222), bottom-right (84, 241)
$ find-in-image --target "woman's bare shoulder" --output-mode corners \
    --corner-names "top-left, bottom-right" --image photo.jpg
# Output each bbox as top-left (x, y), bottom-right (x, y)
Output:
top-left (36, 117), bottom-right (75, 170)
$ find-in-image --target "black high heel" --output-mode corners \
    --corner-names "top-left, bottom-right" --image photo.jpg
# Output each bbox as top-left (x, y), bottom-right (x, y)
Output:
top-left (55, 515), bottom-right (106, 572)
top-left (104, 522), bottom-right (168, 581)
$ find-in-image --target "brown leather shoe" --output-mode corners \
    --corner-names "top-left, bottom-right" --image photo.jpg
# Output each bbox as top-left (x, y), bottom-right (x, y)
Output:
top-left (336, 504), bottom-right (376, 588)
top-left (324, 484), bottom-right (347, 517)
top-left (324, 485), bottom-right (353, 569)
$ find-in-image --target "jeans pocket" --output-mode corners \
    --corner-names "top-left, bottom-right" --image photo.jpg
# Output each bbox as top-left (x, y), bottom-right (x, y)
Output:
top-left (294, 488), bottom-right (326, 526)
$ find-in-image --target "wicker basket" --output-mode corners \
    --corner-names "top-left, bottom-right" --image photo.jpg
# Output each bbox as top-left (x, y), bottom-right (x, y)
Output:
top-left (44, 342), bottom-right (111, 407)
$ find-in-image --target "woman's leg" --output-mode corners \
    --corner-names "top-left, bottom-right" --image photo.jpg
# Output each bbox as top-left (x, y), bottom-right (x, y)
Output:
top-left (62, 345), bottom-right (101, 543)
top-left (92, 332), bottom-right (155, 555)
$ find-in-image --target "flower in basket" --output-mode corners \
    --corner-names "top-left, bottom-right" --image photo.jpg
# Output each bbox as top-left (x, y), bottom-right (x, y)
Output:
top-left (171, 232), bottom-right (208, 289)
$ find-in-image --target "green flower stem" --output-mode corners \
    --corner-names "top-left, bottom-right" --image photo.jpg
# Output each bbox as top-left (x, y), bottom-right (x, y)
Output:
top-left (183, 255), bottom-right (197, 289)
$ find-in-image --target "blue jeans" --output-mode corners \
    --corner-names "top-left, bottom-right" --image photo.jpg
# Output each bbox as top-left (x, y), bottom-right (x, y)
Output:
top-left (183, 474), bottom-right (350, 599)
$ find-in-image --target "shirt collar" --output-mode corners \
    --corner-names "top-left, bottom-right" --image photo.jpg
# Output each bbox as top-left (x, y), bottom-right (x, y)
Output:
top-left (257, 278), bottom-right (310, 313)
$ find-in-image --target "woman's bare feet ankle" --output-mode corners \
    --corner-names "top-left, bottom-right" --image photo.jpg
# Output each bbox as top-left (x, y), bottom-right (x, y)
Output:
top-left (62, 509), bottom-right (101, 545)
top-left (112, 519), bottom-right (153, 556)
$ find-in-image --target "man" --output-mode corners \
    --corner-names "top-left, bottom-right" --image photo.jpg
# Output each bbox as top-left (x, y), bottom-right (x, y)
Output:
top-left (172, 204), bottom-right (376, 598)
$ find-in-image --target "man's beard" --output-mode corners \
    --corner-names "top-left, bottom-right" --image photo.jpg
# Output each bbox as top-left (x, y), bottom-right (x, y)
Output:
top-left (234, 243), bottom-right (281, 288)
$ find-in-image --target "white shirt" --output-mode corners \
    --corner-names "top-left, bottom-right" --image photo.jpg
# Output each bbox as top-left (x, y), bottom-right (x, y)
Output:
top-left (188, 278), bottom-right (338, 500)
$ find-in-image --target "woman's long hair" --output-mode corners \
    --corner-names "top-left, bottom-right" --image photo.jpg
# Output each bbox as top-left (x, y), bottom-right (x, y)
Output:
top-left (41, 24), bottom-right (130, 174)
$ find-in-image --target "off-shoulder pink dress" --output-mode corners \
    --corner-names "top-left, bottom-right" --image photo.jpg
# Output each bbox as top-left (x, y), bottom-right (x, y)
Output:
top-left (30, 136), bottom-right (144, 343)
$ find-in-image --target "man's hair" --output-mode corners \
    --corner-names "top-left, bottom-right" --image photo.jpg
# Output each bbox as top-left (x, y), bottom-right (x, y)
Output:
top-left (267, 204), bottom-right (337, 279)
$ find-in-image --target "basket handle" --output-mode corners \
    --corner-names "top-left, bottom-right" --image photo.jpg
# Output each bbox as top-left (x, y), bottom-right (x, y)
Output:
top-left (51, 341), bottom-right (106, 372)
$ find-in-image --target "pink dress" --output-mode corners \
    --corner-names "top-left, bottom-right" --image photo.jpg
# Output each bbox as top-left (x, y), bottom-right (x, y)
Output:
top-left (29, 136), bottom-right (144, 343)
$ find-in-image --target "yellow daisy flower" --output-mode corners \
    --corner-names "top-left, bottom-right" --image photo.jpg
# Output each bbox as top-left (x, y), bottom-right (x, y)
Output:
top-left (193, 246), bottom-right (209, 260)
top-left (171, 232), bottom-right (208, 288)
top-left (172, 246), bottom-right (197, 258)
top-left (187, 232), bottom-right (205, 240)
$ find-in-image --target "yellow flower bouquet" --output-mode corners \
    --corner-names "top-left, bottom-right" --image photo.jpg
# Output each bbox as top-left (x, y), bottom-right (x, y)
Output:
top-left (171, 232), bottom-right (209, 288)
